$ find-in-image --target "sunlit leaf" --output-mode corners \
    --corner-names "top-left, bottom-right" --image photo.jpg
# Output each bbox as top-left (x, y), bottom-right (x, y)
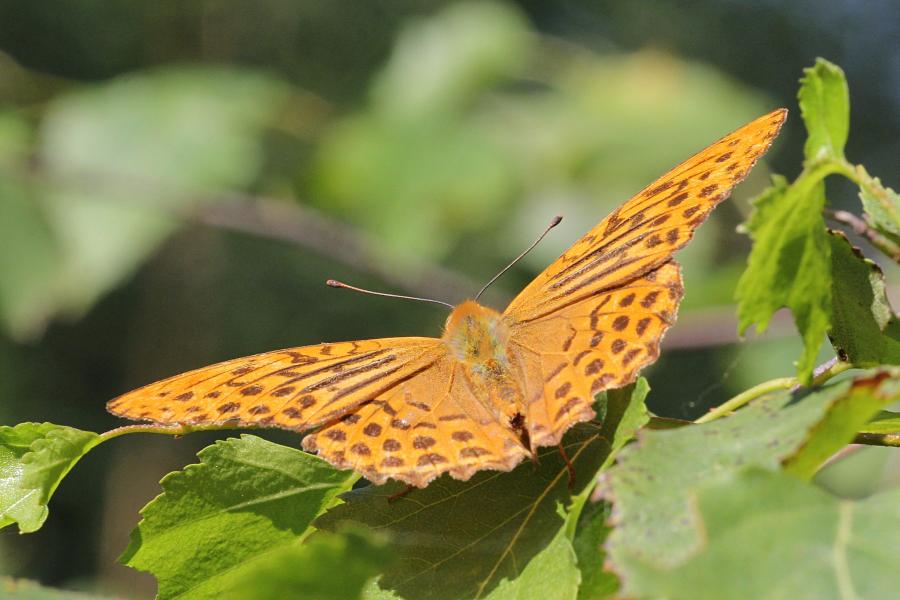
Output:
top-left (229, 528), bottom-right (392, 600)
top-left (482, 528), bottom-right (580, 600)
top-left (857, 165), bottom-right (900, 239)
top-left (617, 469), bottom-right (900, 600)
top-left (736, 175), bottom-right (831, 383)
top-left (798, 58), bottom-right (849, 163)
top-left (0, 423), bottom-right (100, 533)
top-left (784, 368), bottom-right (900, 479)
top-left (602, 383), bottom-right (849, 569)
top-left (121, 435), bottom-right (357, 600)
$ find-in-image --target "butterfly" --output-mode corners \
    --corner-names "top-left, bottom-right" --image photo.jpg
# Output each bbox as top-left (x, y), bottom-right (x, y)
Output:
top-left (108, 109), bottom-right (787, 487)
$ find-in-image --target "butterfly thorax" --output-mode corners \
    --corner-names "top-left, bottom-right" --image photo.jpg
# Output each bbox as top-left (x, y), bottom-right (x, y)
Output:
top-left (443, 301), bottom-right (525, 428)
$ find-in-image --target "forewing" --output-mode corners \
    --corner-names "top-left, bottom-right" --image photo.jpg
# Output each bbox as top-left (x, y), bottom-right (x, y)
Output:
top-left (505, 109), bottom-right (785, 322)
top-left (508, 261), bottom-right (683, 447)
top-left (303, 354), bottom-right (532, 487)
top-left (107, 338), bottom-right (444, 431)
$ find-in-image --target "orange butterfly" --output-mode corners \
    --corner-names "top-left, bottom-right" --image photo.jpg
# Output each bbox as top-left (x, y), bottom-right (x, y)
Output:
top-left (109, 109), bottom-right (787, 487)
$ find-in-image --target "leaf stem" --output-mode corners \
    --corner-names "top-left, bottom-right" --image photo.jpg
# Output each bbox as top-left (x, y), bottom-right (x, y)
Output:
top-left (694, 359), bottom-right (853, 424)
top-left (99, 423), bottom-right (261, 442)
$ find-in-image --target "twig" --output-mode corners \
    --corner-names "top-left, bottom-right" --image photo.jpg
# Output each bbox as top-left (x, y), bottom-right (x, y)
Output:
top-left (825, 208), bottom-right (900, 263)
top-left (694, 359), bottom-right (853, 424)
top-left (852, 432), bottom-right (900, 447)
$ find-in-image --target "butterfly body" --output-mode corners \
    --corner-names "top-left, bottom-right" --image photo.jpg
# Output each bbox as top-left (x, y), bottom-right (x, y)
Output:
top-left (443, 300), bottom-right (528, 446)
top-left (108, 109), bottom-right (787, 487)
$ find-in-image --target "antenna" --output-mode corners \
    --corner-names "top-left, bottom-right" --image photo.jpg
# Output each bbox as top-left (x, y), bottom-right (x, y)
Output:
top-left (474, 215), bottom-right (562, 301)
top-left (326, 279), bottom-right (454, 309)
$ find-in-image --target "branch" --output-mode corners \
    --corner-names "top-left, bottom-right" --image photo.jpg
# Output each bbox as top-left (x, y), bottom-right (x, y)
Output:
top-left (824, 208), bottom-right (900, 263)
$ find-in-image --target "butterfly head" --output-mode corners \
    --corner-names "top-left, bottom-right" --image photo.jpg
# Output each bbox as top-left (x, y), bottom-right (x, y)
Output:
top-left (443, 300), bottom-right (510, 364)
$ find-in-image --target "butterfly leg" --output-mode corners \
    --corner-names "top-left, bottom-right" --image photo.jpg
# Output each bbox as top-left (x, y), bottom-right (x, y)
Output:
top-left (387, 484), bottom-right (416, 504)
top-left (557, 443), bottom-right (576, 490)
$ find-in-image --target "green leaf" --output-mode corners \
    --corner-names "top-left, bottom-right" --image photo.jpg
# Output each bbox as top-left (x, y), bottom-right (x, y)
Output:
top-left (121, 435), bottom-right (357, 600)
top-left (0, 423), bottom-right (100, 533)
top-left (784, 368), bottom-right (900, 479)
top-left (482, 528), bottom-right (580, 600)
top-left (798, 58), bottom-right (849, 162)
top-left (602, 383), bottom-right (850, 569)
top-left (0, 578), bottom-right (113, 599)
top-left (736, 175), bottom-right (831, 383)
top-left (571, 501), bottom-right (617, 600)
top-left (317, 424), bottom-right (611, 600)
top-left (828, 231), bottom-right (900, 365)
top-left (857, 165), bottom-right (900, 238)
top-left (229, 528), bottom-right (392, 600)
top-left (858, 410), bottom-right (900, 435)
top-left (617, 469), bottom-right (900, 600)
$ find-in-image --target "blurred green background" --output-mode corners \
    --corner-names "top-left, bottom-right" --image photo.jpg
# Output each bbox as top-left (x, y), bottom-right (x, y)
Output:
top-left (1, 1), bottom-right (898, 596)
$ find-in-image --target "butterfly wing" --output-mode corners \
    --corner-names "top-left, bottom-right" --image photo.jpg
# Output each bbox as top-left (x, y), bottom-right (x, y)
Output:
top-left (507, 261), bottom-right (682, 447)
top-left (504, 108), bottom-right (786, 323)
top-left (303, 353), bottom-right (532, 487)
top-left (107, 338), bottom-right (445, 431)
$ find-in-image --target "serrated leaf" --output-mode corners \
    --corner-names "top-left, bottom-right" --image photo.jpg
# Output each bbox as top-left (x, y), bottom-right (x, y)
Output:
top-left (0, 578), bottom-right (114, 599)
top-left (857, 166), bottom-right (900, 238)
top-left (798, 58), bottom-right (849, 162)
top-left (736, 175), bottom-right (831, 383)
top-left (121, 435), bottom-right (357, 600)
top-left (0, 423), bottom-right (100, 533)
top-left (784, 369), bottom-right (900, 479)
top-left (828, 231), bottom-right (900, 365)
top-left (229, 528), bottom-right (392, 600)
top-left (602, 383), bottom-right (850, 569)
top-left (617, 469), bottom-right (900, 600)
top-left (482, 528), bottom-right (580, 600)
top-left (317, 424), bottom-right (611, 600)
